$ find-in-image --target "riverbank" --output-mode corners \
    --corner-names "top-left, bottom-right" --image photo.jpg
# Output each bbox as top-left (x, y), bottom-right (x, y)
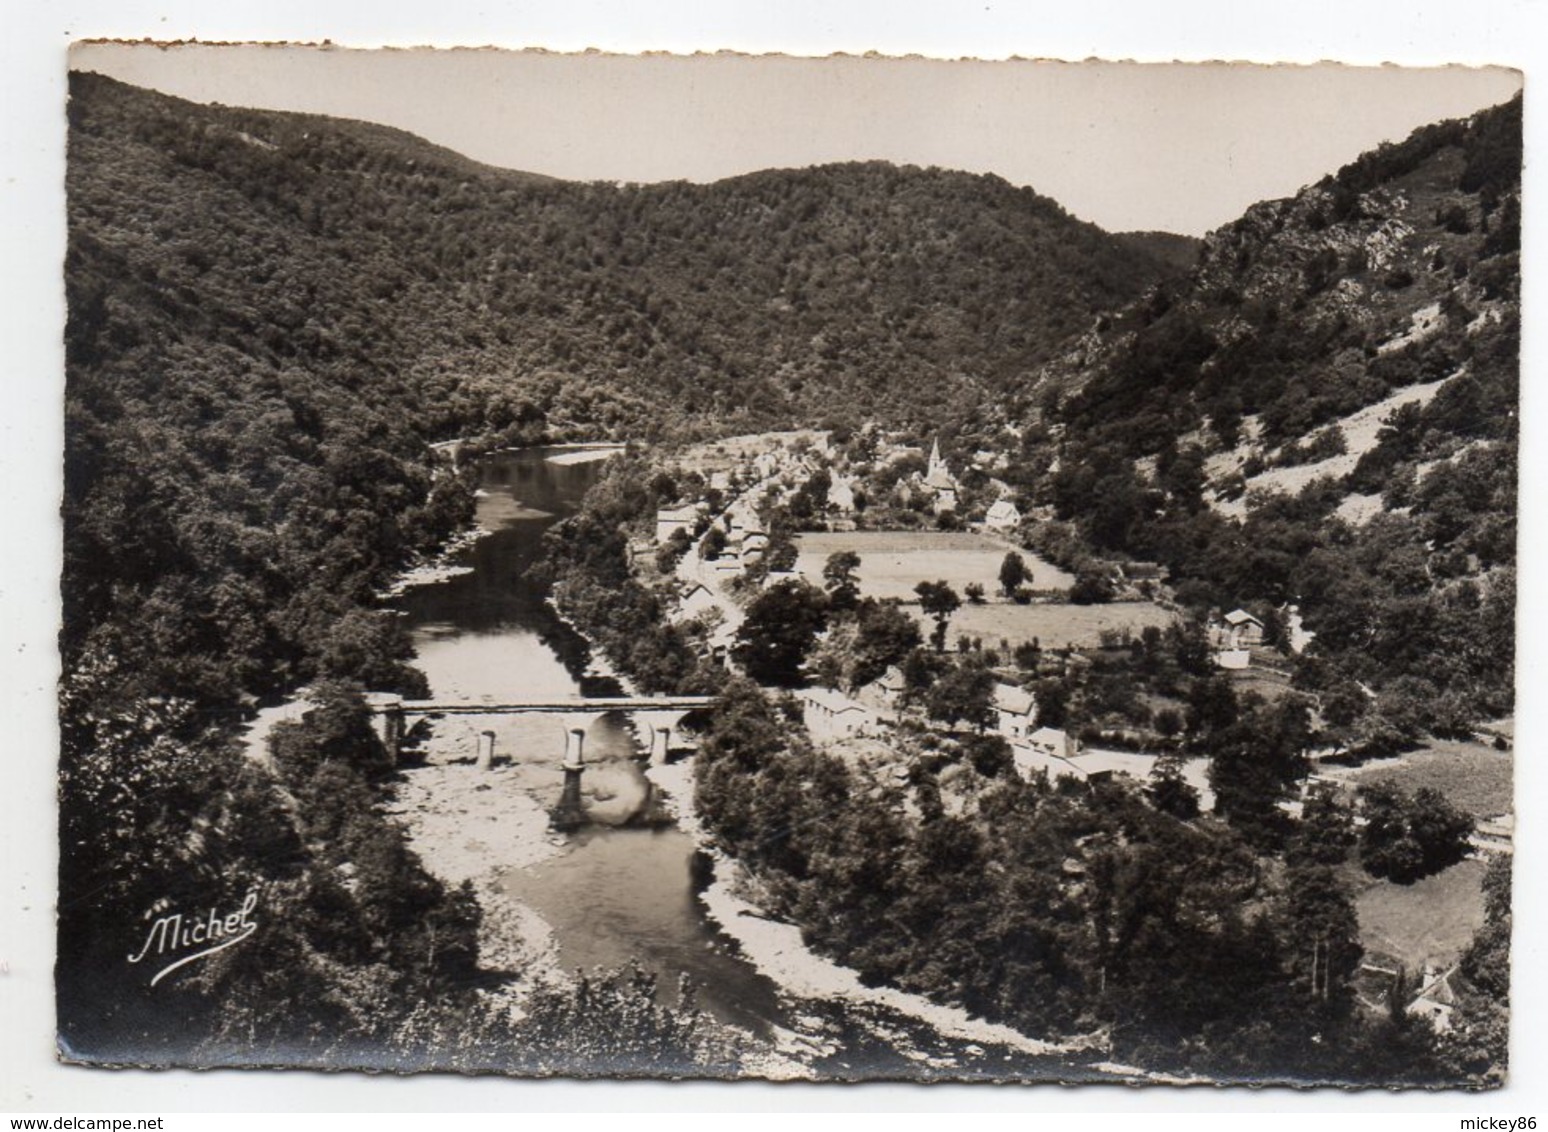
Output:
top-left (388, 731), bottom-right (570, 1002)
top-left (543, 443), bottom-right (628, 466)
top-left (544, 595), bottom-right (639, 695)
top-left (644, 758), bottom-right (1107, 1067)
top-left (375, 524), bottom-right (488, 599)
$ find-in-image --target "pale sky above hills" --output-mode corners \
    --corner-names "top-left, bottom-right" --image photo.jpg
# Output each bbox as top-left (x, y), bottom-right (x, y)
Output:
top-left (69, 45), bottom-right (1522, 238)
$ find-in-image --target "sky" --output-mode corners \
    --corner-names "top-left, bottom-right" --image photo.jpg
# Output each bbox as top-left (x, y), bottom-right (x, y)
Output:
top-left (68, 44), bottom-right (1521, 236)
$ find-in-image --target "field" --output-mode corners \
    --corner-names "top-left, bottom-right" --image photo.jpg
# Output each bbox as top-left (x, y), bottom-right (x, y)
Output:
top-left (1332, 738), bottom-right (1514, 819)
top-left (1224, 662), bottom-right (1297, 705)
top-left (1353, 857), bottom-right (1489, 971)
top-left (793, 530), bottom-right (1075, 601)
top-left (912, 599), bottom-right (1178, 652)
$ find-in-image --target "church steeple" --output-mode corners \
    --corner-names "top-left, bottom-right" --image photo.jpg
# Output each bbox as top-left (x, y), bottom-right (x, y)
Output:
top-left (924, 437), bottom-right (956, 490)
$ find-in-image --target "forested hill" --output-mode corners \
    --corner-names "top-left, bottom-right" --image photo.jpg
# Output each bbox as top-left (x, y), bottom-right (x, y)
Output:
top-left (1028, 94), bottom-right (1520, 462)
top-left (67, 70), bottom-right (1181, 446)
top-left (1113, 230), bottom-right (1203, 274)
top-left (1006, 95), bottom-right (1520, 736)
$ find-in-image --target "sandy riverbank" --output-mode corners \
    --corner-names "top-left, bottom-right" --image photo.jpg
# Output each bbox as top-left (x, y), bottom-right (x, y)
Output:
top-left (376, 525), bottom-right (489, 599)
top-left (544, 595), bottom-right (639, 694)
top-left (544, 444), bottom-right (627, 466)
top-left (387, 726), bottom-right (570, 996)
top-left (389, 714), bottom-right (677, 977)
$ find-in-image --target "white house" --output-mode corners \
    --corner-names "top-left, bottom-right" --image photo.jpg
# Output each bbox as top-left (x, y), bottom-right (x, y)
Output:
top-left (677, 582), bottom-right (719, 622)
top-left (992, 683), bottom-right (1037, 739)
top-left (984, 498), bottom-right (1022, 531)
top-left (655, 504), bottom-right (703, 545)
top-left (740, 531), bottom-right (770, 562)
top-left (800, 687), bottom-right (876, 742)
top-left (1407, 967), bottom-right (1459, 1033)
top-left (1210, 608), bottom-right (1265, 649)
top-left (877, 666), bottom-right (908, 700)
top-left (1028, 726), bottom-right (1079, 760)
top-left (827, 476), bottom-right (857, 513)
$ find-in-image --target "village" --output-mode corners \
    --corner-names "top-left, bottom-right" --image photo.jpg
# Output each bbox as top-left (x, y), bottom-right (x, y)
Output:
top-left (640, 429), bottom-right (1283, 772)
top-left (593, 427), bottom-right (1512, 1038)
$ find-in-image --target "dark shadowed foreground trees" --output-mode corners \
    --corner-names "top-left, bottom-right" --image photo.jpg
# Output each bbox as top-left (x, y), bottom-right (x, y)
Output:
top-left (689, 680), bottom-right (1465, 1083)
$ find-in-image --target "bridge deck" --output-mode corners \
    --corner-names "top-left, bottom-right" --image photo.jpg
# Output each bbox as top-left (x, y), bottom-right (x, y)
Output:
top-left (394, 697), bottom-right (716, 715)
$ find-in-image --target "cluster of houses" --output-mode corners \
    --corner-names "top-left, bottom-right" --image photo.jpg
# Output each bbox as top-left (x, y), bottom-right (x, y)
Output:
top-left (795, 667), bottom-right (1101, 780)
top-left (795, 671), bottom-right (1176, 794)
top-left (661, 431), bottom-right (1030, 546)
top-left (649, 431), bottom-right (1178, 793)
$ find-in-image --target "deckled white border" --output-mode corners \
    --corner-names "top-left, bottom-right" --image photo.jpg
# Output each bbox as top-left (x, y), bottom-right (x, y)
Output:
top-left (3, 0), bottom-right (1543, 1116)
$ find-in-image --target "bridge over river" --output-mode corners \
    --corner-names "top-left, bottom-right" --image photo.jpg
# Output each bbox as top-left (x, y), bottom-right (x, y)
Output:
top-left (363, 692), bottom-right (716, 769)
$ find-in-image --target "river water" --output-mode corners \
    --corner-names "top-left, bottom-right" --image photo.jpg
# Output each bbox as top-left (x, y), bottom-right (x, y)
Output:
top-left (392, 447), bottom-right (789, 1038)
top-left (391, 446), bottom-right (1093, 1081)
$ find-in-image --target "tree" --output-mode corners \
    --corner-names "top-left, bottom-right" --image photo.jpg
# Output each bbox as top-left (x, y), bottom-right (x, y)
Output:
top-left (1207, 699), bottom-right (1311, 845)
top-left (924, 659), bottom-right (996, 730)
top-left (964, 582), bottom-right (986, 604)
top-left (1290, 783), bottom-right (1357, 866)
top-left (998, 551), bottom-right (1030, 596)
top-left (1146, 752), bottom-right (1200, 819)
top-left (1280, 862), bottom-right (1363, 1017)
top-left (915, 580), bottom-right (961, 652)
top-left (763, 534), bottom-right (799, 573)
top-left (699, 525), bottom-right (727, 561)
top-left (1358, 780), bottom-right (1474, 883)
top-left (963, 733), bottom-right (1014, 778)
top-left (1406, 787), bottom-right (1477, 876)
top-left (1462, 853), bottom-right (1511, 999)
top-left (850, 599), bottom-right (923, 689)
top-left (732, 580), bottom-right (828, 687)
top-left (1153, 707), bottom-right (1183, 742)
top-left (269, 679), bottom-right (392, 785)
top-left (822, 550), bottom-right (862, 611)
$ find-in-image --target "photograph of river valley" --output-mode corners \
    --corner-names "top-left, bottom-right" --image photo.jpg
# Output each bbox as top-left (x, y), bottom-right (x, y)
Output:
top-left (58, 46), bottom-right (1520, 1086)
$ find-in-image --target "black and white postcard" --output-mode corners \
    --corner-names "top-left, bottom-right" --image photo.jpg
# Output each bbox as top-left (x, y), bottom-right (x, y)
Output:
top-left (56, 43), bottom-right (1520, 1086)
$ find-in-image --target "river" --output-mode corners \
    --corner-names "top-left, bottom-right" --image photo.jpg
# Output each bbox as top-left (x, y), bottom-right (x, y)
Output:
top-left (392, 447), bottom-right (789, 1037)
top-left (391, 445), bottom-right (1100, 1081)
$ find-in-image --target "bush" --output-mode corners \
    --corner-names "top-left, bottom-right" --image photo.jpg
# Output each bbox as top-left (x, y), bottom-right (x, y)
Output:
top-left (1069, 569), bottom-right (1115, 605)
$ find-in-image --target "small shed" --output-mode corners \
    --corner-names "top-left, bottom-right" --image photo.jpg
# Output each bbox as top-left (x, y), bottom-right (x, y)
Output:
top-left (1211, 608), bottom-right (1265, 649)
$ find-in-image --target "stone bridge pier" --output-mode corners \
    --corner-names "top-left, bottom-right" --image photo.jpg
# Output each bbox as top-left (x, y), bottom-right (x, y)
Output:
top-left (363, 693), bottom-right (405, 763)
top-left (634, 710), bottom-right (690, 764)
top-left (552, 711), bottom-right (607, 831)
top-left (559, 711), bottom-right (608, 771)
